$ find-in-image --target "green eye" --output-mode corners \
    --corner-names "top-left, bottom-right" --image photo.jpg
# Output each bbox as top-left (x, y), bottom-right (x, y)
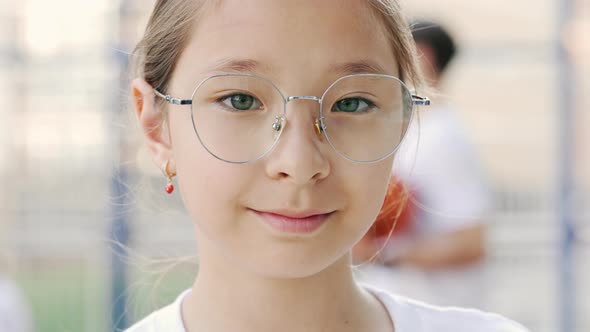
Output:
top-left (221, 94), bottom-right (261, 111)
top-left (333, 98), bottom-right (373, 113)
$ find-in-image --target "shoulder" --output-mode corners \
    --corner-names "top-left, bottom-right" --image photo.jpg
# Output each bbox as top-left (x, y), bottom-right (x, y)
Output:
top-left (124, 289), bottom-right (190, 332)
top-left (366, 285), bottom-right (530, 332)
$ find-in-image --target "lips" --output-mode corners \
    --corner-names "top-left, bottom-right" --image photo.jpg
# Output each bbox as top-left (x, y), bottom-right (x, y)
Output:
top-left (251, 209), bottom-right (334, 234)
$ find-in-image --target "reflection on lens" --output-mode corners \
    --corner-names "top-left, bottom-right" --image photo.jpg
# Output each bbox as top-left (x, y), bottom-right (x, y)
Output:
top-left (321, 75), bottom-right (413, 162)
top-left (190, 74), bottom-right (285, 163)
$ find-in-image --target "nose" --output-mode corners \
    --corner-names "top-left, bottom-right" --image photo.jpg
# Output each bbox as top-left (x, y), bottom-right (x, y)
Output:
top-left (264, 98), bottom-right (330, 185)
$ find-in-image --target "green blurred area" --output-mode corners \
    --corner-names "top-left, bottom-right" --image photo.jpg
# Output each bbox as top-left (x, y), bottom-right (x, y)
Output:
top-left (17, 263), bottom-right (195, 332)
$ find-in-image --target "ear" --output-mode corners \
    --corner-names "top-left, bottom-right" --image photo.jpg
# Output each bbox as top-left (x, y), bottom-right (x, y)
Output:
top-left (131, 78), bottom-right (175, 173)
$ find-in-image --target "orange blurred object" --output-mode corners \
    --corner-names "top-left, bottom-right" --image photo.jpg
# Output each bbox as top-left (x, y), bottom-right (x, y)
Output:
top-left (365, 177), bottom-right (416, 239)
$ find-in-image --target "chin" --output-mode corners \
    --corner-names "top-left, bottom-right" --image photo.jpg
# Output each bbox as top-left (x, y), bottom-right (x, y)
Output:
top-left (242, 247), bottom-right (351, 280)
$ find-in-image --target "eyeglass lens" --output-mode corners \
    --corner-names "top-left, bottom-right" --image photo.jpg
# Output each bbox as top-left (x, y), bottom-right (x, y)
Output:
top-left (190, 74), bottom-right (413, 163)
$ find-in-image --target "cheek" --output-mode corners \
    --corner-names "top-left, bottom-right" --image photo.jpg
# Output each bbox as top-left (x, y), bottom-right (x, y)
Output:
top-left (168, 113), bottom-right (254, 230)
top-left (341, 160), bottom-right (393, 235)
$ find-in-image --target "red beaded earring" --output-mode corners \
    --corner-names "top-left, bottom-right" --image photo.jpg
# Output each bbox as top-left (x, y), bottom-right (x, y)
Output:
top-left (162, 160), bottom-right (177, 194)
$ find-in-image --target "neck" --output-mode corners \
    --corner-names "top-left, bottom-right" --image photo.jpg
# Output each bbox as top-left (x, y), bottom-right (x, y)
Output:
top-left (181, 234), bottom-right (392, 332)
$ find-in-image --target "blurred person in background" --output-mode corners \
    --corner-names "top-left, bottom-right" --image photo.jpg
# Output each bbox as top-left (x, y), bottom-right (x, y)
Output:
top-left (353, 20), bottom-right (492, 309)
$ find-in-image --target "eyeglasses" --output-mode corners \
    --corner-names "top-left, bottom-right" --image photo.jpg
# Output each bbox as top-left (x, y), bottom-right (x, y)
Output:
top-left (155, 73), bottom-right (430, 164)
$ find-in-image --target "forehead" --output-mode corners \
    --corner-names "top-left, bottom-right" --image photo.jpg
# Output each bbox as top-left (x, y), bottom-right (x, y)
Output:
top-left (178, 0), bottom-right (399, 85)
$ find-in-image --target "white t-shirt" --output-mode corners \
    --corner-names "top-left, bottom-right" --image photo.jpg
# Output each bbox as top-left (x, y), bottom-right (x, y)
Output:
top-left (125, 284), bottom-right (529, 332)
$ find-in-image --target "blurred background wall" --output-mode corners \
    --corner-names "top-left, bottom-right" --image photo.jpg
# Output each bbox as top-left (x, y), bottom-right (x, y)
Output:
top-left (0, 0), bottom-right (587, 331)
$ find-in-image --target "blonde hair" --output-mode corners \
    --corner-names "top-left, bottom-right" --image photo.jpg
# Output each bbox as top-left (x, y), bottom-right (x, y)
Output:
top-left (132, 0), bottom-right (423, 106)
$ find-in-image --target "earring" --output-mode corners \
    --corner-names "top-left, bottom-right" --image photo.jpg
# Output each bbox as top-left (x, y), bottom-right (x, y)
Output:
top-left (162, 160), bottom-right (177, 194)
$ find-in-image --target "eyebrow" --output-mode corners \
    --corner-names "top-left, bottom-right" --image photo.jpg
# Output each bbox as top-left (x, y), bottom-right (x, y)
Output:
top-left (329, 60), bottom-right (388, 76)
top-left (204, 58), bottom-right (389, 76)
top-left (205, 58), bottom-right (271, 74)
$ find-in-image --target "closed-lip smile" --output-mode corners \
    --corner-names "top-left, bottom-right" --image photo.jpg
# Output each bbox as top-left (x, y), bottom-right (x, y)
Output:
top-left (250, 208), bottom-right (335, 234)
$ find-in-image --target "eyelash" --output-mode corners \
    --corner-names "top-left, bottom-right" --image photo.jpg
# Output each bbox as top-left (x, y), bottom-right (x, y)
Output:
top-left (213, 93), bottom-right (378, 113)
top-left (216, 93), bottom-right (264, 111)
top-left (332, 97), bottom-right (377, 113)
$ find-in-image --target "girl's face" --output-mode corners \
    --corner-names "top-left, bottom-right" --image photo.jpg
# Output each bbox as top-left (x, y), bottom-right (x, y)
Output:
top-left (153, 0), bottom-right (399, 278)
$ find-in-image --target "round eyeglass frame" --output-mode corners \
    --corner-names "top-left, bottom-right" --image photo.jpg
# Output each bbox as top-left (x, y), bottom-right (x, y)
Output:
top-left (154, 73), bottom-right (430, 164)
